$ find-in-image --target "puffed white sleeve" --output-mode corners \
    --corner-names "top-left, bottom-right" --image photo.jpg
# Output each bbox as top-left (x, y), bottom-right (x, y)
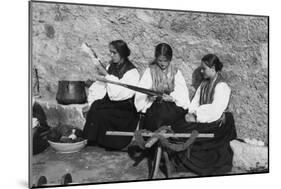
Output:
top-left (134, 68), bottom-right (153, 113)
top-left (87, 81), bottom-right (107, 106)
top-left (105, 68), bottom-right (140, 101)
top-left (87, 65), bottom-right (110, 105)
top-left (188, 84), bottom-right (202, 114)
top-left (195, 82), bottom-right (231, 123)
top-left (169, 70), bottom-right (190, 110)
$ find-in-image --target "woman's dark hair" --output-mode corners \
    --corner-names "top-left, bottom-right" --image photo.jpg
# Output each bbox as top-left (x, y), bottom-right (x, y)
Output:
top-left (201, 54), bottom-right (223, 72)
top-left (109, 40), bottom-right (131, 59)
top-left (154, 43), bottom-right (173, 61)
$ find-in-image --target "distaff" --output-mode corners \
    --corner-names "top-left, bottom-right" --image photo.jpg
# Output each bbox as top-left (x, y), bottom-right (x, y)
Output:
top-left (81, 42), bottom-right (108, 77)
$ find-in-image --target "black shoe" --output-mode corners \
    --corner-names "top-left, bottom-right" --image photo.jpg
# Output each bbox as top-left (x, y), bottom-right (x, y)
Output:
top-left (61, 173), bottom-right (72, 185)
top-left (37, 176), bottom-right (47, 186)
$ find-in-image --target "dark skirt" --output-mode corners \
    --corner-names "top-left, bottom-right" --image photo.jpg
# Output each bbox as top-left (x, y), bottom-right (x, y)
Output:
top-left (82, 95), bottom-right (139, 150)
top-left (143, 101), bottom-right (187, 131)
top-left (33, 102), bottom-right (50, 155)
top-left (33, 126), bottom-right (50, 155)
top-left (168, 112), bottom-right (237, 176)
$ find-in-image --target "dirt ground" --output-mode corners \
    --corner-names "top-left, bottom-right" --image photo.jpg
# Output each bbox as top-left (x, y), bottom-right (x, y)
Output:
top-left (31, 146), bottom-right (246, 187)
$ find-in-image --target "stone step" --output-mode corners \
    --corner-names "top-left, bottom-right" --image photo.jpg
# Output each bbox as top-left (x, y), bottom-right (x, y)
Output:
top-left (230, 139), bottom-right (268, 171)
top-left (35, 98), bottom-right (87, 130)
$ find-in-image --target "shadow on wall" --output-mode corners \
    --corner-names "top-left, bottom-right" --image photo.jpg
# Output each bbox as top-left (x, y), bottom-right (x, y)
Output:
top-left (191, 66), bottom-right (203, 91)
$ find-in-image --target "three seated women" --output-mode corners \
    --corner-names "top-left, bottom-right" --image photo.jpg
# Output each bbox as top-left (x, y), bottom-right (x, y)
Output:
top-left (82, 40), bottom-right (237, 175)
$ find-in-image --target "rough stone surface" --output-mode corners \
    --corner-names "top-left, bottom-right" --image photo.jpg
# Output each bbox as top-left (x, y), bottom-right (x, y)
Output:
top-left (36, 98), bottom-right (87, 129)
top-left (32, 146), bottom-right (247, 186)
top-left (31, 2), bottom-right (268, 142)
top-left (230, 140), bottom-right (268, 171)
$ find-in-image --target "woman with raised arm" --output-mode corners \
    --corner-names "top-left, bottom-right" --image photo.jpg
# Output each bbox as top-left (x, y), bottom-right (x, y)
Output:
top-left (134, 43), bottom-right (190, 131)
top-left (169, 54), bottom-right (237, 176)
top-left (82, 40), bottom-right (140, 150)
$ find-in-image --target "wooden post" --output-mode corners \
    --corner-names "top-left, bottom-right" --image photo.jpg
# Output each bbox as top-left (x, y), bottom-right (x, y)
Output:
top-left (152, 145), bottom-right (162, 178)
top-left (163, 151), bottom-right (171, 178)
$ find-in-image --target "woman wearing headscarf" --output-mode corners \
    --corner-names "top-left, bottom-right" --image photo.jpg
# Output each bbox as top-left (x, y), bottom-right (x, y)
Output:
top-left (169, 54), bottom-right (237, 176)
top-left (82, 40), bottom-right (140, 150)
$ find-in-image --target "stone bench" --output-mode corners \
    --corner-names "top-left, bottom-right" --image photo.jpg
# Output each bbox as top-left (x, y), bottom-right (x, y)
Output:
top-left (35, 98), bottom-right (88, 130)
top-left (230, 140), bottom-right (268, 172)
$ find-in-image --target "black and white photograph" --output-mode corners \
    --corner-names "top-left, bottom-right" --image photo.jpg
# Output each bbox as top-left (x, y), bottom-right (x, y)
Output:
top-left (29, 0), bottom-right (268, 188)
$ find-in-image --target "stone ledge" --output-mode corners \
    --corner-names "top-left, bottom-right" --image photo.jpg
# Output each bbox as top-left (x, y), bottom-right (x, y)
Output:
top-left (230, 140), bottom-right (268, 171)
top-left (35, 98), bottom-right (87, 130)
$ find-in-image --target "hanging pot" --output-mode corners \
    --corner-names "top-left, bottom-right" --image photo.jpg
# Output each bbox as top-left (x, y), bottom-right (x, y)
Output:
top-left (56, 80), bottom-right (87, 105)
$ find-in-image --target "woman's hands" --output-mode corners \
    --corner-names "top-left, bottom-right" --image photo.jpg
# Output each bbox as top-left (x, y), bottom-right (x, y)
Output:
top-left (185, 113), bottom-right (197, 122)
top-left (93, 74), bottom-right (106, 82)
top-left (148, 95), bottom-right (157, 101)
top-left (147, 94), bottom-right (174, 102)
top-left (162, 94), bottom-right (175, 102)
top-left (96, 64), bottom-right (108, 76)
top-left (85, 75), bottom-right (107, 87)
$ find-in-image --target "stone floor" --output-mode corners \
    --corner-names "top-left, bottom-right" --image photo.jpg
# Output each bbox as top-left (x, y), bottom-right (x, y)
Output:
top-left (31, 145), bottom-right (248, 187)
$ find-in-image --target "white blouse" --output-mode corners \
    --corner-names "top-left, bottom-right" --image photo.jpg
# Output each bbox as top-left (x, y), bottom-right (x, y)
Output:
top-left (188, 82), bottom-right (231, 123)
top-left (134, 68), bottom-right (190, 113)
top-left (87, 68), bottom-right (140, 105)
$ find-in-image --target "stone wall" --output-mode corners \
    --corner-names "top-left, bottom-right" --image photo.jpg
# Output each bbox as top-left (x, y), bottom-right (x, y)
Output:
top-left (31, 2), bottom-right (268, 143)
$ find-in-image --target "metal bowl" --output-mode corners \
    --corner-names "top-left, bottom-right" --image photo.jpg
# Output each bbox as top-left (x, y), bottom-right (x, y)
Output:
top-left (48, 139), bottom-right (87, 153)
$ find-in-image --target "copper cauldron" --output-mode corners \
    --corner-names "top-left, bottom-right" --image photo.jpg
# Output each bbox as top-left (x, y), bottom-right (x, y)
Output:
top-left (56, 80), bottom-right (87, 105)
